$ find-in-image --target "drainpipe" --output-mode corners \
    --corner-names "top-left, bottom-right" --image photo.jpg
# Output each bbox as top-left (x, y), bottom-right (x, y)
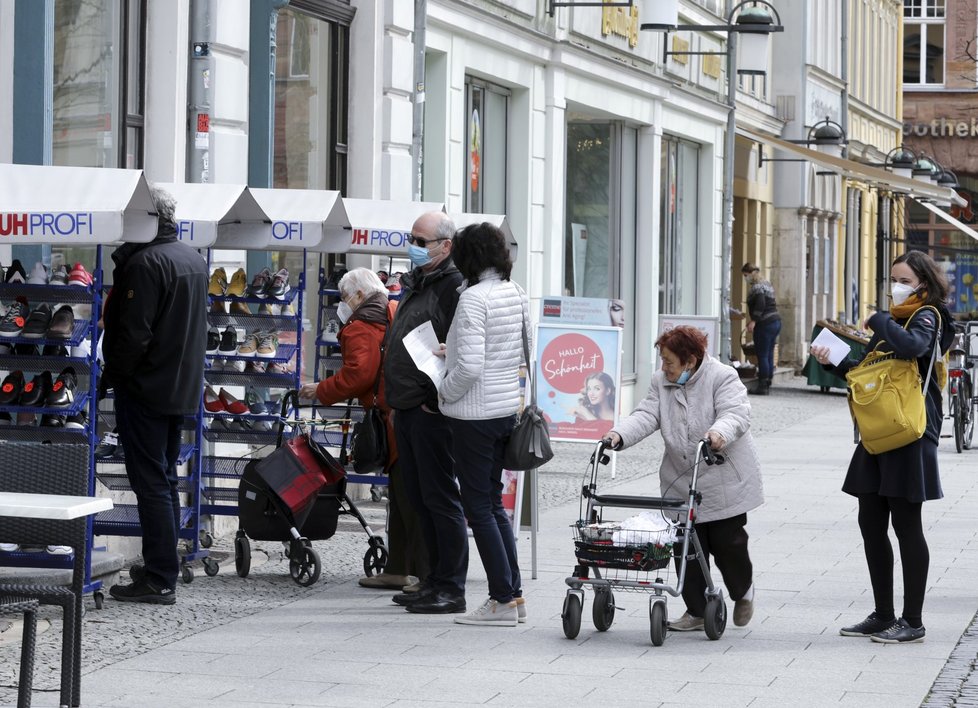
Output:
top-left (412, 0), bottom-right (427, 202)
top-left (187, 0), bottom-right (215, 182)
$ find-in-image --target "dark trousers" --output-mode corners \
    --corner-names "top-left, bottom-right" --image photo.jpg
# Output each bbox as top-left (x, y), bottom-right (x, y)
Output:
top-left (114, 391), bottom-right (183, 591)
top-left (857, 493), bottom-right (928, 626)
top-left (448, 416), bottom-right (521, 603)
top-left (678, 513), bottom-right (753, 617)
top-left (383, 461), bottom-right (430, 579)
top-left (394, 406), bottom-right (468, 595)
top-left (753, 318), bottom-right (782, 380)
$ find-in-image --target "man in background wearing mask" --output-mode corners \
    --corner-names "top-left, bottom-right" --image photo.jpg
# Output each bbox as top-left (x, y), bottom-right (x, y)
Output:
top-left (383, 211), bottom-right (468, 614)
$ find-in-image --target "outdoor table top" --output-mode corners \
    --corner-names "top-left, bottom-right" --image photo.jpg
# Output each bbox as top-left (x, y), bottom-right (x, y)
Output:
top-left (0, 493), bottom-right (113, 520)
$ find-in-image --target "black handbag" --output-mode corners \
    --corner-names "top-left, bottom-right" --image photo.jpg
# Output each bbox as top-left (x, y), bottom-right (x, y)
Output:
top-left (503, 302), bottom-right (554, 471)
top-left (350, 344), bottom-right (389, 474)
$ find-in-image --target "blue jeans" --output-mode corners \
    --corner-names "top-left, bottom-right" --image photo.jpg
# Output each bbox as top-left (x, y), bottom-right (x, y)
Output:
top-left (394, 406), bottom-right (468, 595)
top-left (448, 415), bottom-right (521, 604)
top-left (753, 318), bottom-right (782, 380)
top-left (114, 391), bottom-right (184, 591)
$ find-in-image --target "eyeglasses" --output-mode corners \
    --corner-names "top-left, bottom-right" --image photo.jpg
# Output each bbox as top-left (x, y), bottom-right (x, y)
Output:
top-left (407, 234), bottom-right (447, 247)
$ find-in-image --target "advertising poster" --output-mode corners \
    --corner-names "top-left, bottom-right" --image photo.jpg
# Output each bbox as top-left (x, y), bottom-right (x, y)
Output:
top-left (953, 253), bottom-right (978, 313)
top-left (535, 324), bottom-right (622, 442)
top-left (540, 295), bottom-right (625, 329)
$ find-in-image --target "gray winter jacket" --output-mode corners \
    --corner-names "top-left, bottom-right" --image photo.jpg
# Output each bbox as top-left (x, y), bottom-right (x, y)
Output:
top-left (610, 355), bottom-right (764, 523)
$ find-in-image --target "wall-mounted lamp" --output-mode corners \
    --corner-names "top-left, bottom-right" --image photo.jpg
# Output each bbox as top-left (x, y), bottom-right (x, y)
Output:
top-left (883, 146), bottom-right (916, 180)
top-left (757, 116), bottom-right (848, 169)
top-left (546, 0), bottom-right (633, 17)
top-left (913, 155), bottom-right (940, 186)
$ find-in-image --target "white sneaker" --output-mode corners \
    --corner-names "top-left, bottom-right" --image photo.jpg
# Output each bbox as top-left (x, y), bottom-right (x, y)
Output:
top-left (322, 319), bottom-right (340, 344)
top-left (453, 597), bottom-right (518, 626)
top-left (46, 545), bottom-right (72, 555)
top-left (27, 262), bottom-right (49, 284)
top-left (0, 543), bottom-right (20, 552)
top-left (515, 596), bottom-right (527, 623)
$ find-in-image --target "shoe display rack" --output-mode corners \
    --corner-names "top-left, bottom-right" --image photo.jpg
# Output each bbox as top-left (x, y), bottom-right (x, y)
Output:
top-left (0, 257), bottom-right (107, 603)
top-left (198, 265), bottom-right (305, 526)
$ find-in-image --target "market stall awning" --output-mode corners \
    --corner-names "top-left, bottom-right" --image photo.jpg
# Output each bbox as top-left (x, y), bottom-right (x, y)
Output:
top-left (0, 163), bottom-right (157, 244)
top-left (335, 199), bottom-right (445, 256)
top-left (249, 188), bottom-right (350, 252)
top-left (742, 129), bottom-right (967, 207)
top-left (155, 182), bottom-right (270, 249)
top-left (450, 213), bottom-right (519, 262)
top-left (911, 197), bottom-right (978, 242)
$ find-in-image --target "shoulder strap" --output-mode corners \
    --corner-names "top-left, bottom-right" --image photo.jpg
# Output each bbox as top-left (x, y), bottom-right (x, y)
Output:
top-left (909, 305), bottom-right (941, 392)
top-left (517, 285), bottom-right (535, 407)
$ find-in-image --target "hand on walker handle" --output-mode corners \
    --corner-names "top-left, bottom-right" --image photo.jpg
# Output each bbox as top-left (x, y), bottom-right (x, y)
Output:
top-left (297, 383), bottom-right (317, 400)
top-left (810, 344), bottom-right (831, 366)
top-left (705, 430), bottom-right (726, 451)
top-left (602, 432), bottom-right (622, 449)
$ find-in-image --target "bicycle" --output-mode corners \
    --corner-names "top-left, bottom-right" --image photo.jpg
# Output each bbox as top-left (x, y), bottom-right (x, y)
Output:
top-left (948, 322), bottom-right (978, 453)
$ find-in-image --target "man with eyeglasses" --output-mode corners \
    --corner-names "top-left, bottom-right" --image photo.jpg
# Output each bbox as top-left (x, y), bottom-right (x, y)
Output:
top-left (384, 211), bottom-right (469, 614)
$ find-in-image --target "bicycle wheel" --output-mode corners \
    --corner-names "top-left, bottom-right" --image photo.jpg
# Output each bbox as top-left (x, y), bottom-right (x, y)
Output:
top-left (964, 379), bottom-right (975, 450)
top-left (953, 393), bottom-right (964, 454)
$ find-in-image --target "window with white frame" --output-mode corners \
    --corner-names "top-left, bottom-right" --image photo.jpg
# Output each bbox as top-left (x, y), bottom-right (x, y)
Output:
top-left (904, 0), bottom-right (945, 85)
top-left (464, 77), bottom-right (509, 215)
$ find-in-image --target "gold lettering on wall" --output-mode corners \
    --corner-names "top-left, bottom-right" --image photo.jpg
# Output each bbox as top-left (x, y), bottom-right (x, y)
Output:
top-left (702, 55), bottom-right (722, 78)
top-left (671, 35), bottom-right (689, 65)
top-left (601, 0), bottom-right (639, 48)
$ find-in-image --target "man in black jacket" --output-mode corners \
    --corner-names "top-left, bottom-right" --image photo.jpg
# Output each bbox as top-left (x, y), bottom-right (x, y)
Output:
top-left (385, 211), bottom-right (468, 614)
top-left (103, 186), bottom-right (208, 604)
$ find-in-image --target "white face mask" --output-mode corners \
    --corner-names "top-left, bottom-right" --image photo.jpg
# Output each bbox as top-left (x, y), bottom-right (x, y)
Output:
top-left (890, 282), bottom-right (917, 306)
top-left (336, 301), bottom-right (353, 323)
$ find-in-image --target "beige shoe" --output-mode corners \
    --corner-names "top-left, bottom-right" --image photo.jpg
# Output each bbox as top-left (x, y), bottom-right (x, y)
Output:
top-left (734, 593), bottom-right (754, 627)
top-left (667, 611), bottom-right (704, 632)
top-left (226, 268), bottom-right (248, 297)
top-left (358, 573), bottom-right (417, 589)
top-left (453, 597), bottom-right (518, 626)
top-left (403, 580), bottom-right (424, 593)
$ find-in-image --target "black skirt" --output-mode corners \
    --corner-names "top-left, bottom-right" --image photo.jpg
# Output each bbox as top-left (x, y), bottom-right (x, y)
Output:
top-left (842, 437), bottom-right (943, 503)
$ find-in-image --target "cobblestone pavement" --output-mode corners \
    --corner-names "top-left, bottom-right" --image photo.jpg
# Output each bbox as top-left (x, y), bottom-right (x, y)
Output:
top-left (2, 377), bottom-right (975, 705)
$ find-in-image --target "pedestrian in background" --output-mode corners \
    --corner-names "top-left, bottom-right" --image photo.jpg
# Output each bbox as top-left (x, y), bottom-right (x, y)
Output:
top-left (742, 263), bottom-right (781, 395)
top-left (811, 250), bottom-right (953, 644)
top-left (298, 268), bottom-right (428, 591)
top-left (103, 186), bottom-right (208, 605)
top-left (383, 211), bottom-right (469, 615)
top-left (603, 325), bottom-right (763, 631)
top-left (438, 222), bottom-right (528, 627)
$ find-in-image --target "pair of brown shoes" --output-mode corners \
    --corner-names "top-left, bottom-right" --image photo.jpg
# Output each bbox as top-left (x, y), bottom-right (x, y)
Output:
top-left (358, 572), bottom-right (418, 590)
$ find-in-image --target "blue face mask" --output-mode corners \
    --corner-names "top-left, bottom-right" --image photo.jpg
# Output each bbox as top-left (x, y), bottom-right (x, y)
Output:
top-left (407, 244), bottom-right (432, 268)
top-left (676, 368), bottom-right (692, 385)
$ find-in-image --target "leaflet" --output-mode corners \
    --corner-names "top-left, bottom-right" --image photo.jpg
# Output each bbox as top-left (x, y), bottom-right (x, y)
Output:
top-left (403, 320), bottom-right (445, 391)
top-left (811, 327), bottom-right (850, 366)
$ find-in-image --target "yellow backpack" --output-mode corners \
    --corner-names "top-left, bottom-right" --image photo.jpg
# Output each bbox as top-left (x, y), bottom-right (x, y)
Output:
top-left (845, 306), bottom-right (941, 455)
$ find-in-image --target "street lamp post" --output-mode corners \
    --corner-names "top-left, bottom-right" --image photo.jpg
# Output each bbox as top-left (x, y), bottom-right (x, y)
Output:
top-left (642, 1), bottom-right (782, 363)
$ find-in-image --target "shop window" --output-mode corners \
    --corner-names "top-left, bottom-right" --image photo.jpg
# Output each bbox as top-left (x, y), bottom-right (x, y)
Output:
top-left (659, 136), bottom-right (701, 316)
top-left (272, 6), bottom-right (349, 193)
top-left (564, 121), bottom-right (638, 376)
top-left (52, 0), bottom-right (144, 170)
top-left (464, 78), bottom-right (509, 215)
top-left (903, 0), bottom-right (944, 85)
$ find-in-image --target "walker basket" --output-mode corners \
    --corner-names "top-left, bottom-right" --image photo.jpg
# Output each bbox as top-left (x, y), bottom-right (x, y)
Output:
top-left (573, 539), bottom-right (673, 572)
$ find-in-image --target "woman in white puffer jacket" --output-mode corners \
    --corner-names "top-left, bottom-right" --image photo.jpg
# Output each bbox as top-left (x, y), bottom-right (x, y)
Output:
top-left (439, 222), bottom-right (529, 627)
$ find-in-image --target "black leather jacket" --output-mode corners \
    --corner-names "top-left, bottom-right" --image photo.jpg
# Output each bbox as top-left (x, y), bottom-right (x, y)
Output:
top-left (383, 259), bottom-right (463, 411)
top-left (102, 225), bottom-right (209, 415)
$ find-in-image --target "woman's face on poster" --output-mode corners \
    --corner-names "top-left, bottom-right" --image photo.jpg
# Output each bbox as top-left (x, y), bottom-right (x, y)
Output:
top-left (586, 378), bottom-right (611, 405)
top-left (609, 299), bottom-right (625, 328)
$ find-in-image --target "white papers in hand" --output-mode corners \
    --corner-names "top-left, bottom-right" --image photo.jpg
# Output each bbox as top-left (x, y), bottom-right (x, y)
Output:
top-left (403, 320), bottom-right (445, 390)
top-left (811, 327), bottom-right (850, 366)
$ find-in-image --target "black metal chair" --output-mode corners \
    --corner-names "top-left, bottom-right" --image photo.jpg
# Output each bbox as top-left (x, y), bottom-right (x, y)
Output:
top-left (0, 443), bottom-right (90, 708)
top-left (0, 595), bottom-right (39, 708)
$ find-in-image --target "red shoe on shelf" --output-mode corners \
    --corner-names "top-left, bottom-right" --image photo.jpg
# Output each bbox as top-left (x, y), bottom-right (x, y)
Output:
top-left (218, 388), bottom-right (249, 415)
top-left (68, 263), bottom-right (93, 287)
top-left (203, 385), bottom-right (224, 413)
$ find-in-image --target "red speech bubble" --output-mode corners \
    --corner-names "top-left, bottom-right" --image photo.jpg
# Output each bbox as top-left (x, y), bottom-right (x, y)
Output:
top-left (540, 333), bottom-right (604, 394)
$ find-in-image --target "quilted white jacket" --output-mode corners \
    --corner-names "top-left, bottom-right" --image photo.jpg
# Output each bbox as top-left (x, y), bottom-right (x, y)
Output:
top-left (440, 270), bottom-right (529, 420)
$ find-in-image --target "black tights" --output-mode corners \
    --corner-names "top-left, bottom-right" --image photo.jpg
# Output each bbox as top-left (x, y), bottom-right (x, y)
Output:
top-left (857, 493), bottom-right (929, 627)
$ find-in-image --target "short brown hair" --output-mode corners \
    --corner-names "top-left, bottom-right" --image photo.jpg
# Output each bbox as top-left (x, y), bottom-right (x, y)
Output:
top-left (741, 262), bottom-right (759, 274)
top-left (656, 326), bottom-right (708, 364)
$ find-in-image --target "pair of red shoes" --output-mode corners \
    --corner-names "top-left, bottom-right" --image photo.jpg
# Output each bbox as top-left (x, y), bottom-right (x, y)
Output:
top-left (203, 385), bottom-right (247, 414)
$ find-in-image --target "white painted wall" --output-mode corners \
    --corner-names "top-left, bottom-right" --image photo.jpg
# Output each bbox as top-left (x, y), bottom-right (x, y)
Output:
top-left (144, 0), bottom-right (190, 182)
top-left (0, 0), bottom-right (14, 165)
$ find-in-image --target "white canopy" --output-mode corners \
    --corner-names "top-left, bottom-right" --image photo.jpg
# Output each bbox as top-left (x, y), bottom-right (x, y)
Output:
top-left (249, 188), bottom-right (350, 252)
top-left (335, 199), bottom-right (445, 256)
top-left (155, 182), bottom-right (270, 249)
top-left (0, 163), bottom-right (157, 244)
top-left (449, 213), bottom-right (519, 262)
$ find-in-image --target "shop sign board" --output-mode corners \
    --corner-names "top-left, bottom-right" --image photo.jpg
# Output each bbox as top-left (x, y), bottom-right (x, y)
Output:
top-left (534, 324), bottom-right (622, 443)
top-left (540, 295), bottom-right (625, 329)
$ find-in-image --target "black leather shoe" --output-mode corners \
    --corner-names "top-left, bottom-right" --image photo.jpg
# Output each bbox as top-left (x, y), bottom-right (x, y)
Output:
top-left (870, 618), bottom-right (925, 644)
top-left (20, 371), bottom-right (52, 408)
top-left (46, 366), bottom-right (76, 408)
top-left (405, 592), bottom-right (466, 614)
top-left (0, 370), bottom-right (24, 405)
top-left (839, 612), bottom-right (897, 637)
top-left (392, 584), bottom-right (436, 606)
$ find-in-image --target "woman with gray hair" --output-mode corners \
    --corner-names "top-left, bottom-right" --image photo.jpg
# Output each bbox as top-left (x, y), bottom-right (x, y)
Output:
top-left (298, 268), bottom-right (428, 590)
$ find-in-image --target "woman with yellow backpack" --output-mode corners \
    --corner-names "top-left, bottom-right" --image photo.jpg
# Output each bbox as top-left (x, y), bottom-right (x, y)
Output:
top-left (811, 250), bottom-right (954, 644)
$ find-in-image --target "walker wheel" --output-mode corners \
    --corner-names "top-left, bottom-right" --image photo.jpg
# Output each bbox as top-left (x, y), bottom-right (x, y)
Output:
top-left (203, 557), bottom-right (219, 577)
top-left (650, 599), bottom-right (667, 646)
top-left (592, 588), bottom-right (615, 631)
top-left (363, 539), bottom-right (388, 577)
top-left (562, 592), bottom-right (582, 639)
top-left (290, 542), bottom-right (321, 587)
top-left (704, 594), bottom-right (726, 640)
top-left (234, 535), bottom-right (251, 578)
